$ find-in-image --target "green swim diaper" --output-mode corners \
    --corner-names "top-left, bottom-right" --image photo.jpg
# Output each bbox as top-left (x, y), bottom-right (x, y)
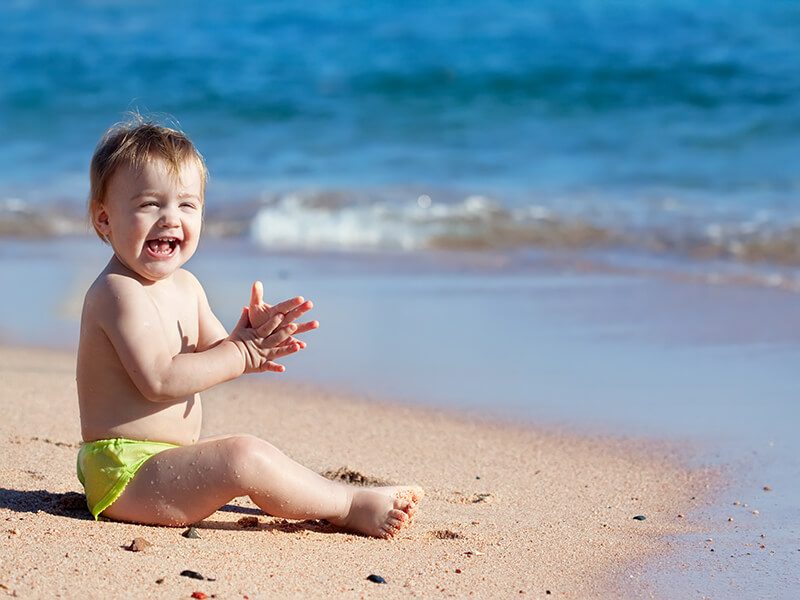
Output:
top-left (76, 438), bottom-right (179, 520)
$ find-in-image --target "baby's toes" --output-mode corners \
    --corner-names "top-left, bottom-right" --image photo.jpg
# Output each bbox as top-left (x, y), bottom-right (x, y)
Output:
top-left (379, 524), bottom-right (396, 538)
top-left (389, 508), bottom-right (409, 524)
top-left (394, 498), bottom-right (415, 520)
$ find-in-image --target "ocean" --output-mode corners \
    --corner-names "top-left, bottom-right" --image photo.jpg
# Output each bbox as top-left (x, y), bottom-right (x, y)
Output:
top-left (1, 0), bottom-right (800, 279)
top-left (1, 1), bottom-right (799, 596)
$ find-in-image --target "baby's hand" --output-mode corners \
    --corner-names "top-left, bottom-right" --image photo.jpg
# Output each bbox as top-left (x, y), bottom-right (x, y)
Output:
top-left (228, 307), bottom-right (301, 374)
top-left (248, 281), bottom-right (318, 350)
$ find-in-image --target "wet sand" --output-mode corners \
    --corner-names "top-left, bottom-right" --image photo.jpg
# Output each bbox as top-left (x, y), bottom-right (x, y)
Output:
top-left (0, 346), bottom-right (713, 599)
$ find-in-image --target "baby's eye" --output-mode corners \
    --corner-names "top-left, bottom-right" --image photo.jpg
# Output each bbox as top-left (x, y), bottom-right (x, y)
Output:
top-left (139, 201), bottom-right (158, 208)
top-left (180, 202), bottom-right (198, 210)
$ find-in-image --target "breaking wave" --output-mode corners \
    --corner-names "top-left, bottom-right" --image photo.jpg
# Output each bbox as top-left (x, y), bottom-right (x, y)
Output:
top-left (4, 191), bottom-right (800, 267)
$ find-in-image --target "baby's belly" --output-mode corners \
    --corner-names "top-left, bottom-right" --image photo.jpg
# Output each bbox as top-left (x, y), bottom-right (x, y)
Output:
top-left (80, 394), bottom-right (203, 446)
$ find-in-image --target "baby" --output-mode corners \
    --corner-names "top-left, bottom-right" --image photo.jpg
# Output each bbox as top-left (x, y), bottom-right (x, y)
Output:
top-left (75, 119), bottom-right (422, 538)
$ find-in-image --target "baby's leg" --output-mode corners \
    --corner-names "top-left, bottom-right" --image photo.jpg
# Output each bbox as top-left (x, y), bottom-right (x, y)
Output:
top-left (103, 435), bottom-right (422, 538)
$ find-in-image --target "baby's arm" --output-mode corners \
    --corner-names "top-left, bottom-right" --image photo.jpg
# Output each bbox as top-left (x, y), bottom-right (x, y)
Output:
top-left (94, 275), bottom-right (296, 402)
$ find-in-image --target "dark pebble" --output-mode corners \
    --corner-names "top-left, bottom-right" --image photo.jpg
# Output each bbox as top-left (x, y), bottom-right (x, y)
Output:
top-left (366, 574), bottom-right (386, 584)
top-left (181, 570), bottom-right (208, 581)
top-left (155, 578), bottom-right (164, 584)
top-left (475, 476), bottom-right (481, 480)
top-left (182, 527), bottom-right (201, 539)
top-left (546, 591), bottom-right (551, 595)
top-left (632, 515), bottom-right (647, 521)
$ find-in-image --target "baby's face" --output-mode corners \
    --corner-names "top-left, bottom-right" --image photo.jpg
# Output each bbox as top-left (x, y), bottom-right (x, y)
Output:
top-left (95, 159), bottom-right (204, 282)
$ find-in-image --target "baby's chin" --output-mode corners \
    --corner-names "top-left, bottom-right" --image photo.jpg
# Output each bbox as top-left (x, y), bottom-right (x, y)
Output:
top-left (112, 251), bottom-right (193, 282)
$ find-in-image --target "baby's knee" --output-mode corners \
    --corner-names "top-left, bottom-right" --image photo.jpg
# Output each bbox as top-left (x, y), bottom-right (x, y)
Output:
top-left (221, 434), bottom-right (279, 473)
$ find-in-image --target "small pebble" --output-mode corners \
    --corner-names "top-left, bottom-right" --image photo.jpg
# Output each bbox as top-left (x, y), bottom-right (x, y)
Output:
top-left (760, 544), bottom-right (766, 549)
top-left (727, 517), bottom-right (734, 522)
top-left (191, 593), bottom-right (207, 600)
top-left (455, 568), bottom-right (462, 574)
top-left (546, 591), bottom-right (552, 595)
top-left (763, 485), bottom-right (772, 492)
top-left (126, 537), bottom-right (151, 552)
top-left (752, 510), bottom-right (759, 515)
top-left (677, 514), bottom-right (684, 518)
top-left (632, 515), bottom-right (646, 521)
top-left (475, 476), bottom-right (481, 480)
top-left (155, 578), bottom-right (164, 584)
top-left (181, 570), bottom-right (214, 581)
top-left (367, 574), bottom-right (386, 584)
top-left (182, 527), bottom-right (201, 539)
top-left (705, 538), bottom-right (713, 542)
top-left (733, 501), bottom-right (741, 506)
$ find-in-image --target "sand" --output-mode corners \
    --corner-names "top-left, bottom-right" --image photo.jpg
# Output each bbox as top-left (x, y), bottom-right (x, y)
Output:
top-left (0, 346), bottom-right (713, 599)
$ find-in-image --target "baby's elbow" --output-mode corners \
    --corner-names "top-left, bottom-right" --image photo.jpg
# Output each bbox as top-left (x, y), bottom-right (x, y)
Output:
top-left (136, 376), bottom-right (172, 403)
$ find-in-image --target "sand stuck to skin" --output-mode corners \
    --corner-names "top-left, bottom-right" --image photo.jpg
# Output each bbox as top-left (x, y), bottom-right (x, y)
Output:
top-left (0, 346), bottom-right (713, 599)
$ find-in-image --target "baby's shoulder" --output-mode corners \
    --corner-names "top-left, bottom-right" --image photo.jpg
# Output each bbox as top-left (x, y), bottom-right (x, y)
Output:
top-left (83, 271), bottom-right (149, 318)
top-left (88, 270), bottom-right (143, 299)
top-left (173, 268), bottom-right (205, 297)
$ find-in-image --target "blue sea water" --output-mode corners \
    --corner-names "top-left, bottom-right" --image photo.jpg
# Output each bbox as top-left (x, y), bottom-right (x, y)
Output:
top-left (1, 0), bottom-right (800, 266)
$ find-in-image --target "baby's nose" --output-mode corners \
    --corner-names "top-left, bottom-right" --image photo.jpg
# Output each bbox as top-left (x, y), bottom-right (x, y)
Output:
top-left (159, 207), bottom-right (181, 227)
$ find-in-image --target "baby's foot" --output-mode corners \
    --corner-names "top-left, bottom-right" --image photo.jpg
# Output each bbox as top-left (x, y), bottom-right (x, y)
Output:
top-left (331, 486), bottom-right (423, 539)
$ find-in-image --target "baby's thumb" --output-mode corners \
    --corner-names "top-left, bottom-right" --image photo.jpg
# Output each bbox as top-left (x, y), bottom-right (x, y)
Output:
top-left (234, 306), bottom-right (250, 330)
top-left (250, 281), bottom-right (263, 307)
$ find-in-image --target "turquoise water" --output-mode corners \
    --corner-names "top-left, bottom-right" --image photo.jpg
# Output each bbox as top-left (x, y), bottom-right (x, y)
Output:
top-left (2, 1), bottom-right (800, 266)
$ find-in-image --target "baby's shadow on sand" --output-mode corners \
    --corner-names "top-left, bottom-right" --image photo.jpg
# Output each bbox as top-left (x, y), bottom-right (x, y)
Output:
top-left (0, 488), bottom-right (93, 520)
top-left (0, 488), bottom-right (339, 535)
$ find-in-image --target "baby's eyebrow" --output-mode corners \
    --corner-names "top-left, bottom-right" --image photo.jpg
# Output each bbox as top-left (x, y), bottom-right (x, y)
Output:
top-left (131, 190), bottom-right (165, 200)
top-left (177, 192), bottom-right (200, 200)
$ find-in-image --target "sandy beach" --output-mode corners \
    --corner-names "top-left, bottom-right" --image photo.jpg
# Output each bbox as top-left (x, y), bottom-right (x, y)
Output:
top-left (0, 345), bottom-right (714, 599)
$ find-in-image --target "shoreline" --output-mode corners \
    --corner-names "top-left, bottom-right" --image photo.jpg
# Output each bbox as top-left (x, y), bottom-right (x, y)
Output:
top-left (0, 345), bottom-right (716, 598)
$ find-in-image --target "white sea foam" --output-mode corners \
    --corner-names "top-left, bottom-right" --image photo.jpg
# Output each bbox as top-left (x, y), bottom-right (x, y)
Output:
top-left (249, 193), bottom-right (507, 251)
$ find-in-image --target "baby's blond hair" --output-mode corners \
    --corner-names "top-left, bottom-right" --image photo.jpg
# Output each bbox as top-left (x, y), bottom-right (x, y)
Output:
top-left (88, 116), bottom-right (208, 241)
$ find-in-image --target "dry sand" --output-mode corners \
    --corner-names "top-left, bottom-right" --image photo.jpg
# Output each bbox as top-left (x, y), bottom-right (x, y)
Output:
top-left (0, 346), bottom-right (714, 599)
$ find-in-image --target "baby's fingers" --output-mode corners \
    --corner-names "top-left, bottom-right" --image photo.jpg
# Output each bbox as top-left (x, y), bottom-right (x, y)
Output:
top-left (282, 300), bottom-right (314, 324)
top-left (271, 296), bottom-right (306, 316)
top-left (256, 312), bottom-right (284, 338)
top-left (293, 320), bottom-right (319, 334)
top-left (264, 323), bottom-right (297, 348)
top-left (277, 336), bottom-right (306, 349)
top-left (262, 361), bottom-right (286, 373)
top-left (271, 340), bottom-right (303, 359)
top-left (250, 281), bottom-right (271, 309)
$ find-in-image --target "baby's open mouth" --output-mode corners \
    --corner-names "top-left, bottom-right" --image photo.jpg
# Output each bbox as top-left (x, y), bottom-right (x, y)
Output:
top-left (146, 237), bottom-right (180, 256)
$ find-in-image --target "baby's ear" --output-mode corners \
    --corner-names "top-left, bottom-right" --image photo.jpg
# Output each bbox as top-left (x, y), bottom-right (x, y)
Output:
top-left (93, 205), bottom-right (111, 237)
